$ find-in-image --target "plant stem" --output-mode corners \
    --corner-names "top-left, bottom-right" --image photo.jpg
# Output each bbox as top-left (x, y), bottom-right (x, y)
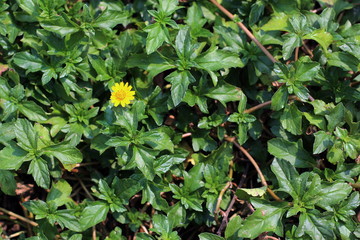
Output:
top-left (224, 136), bottom-right (282, 202)
top-left (209, 0), bottom-right (316, 101)
top-left (295, 47), bottom-right (299, 61)
top-left (209, 0), bottom-right (277, 63)
top-left (0, 207), bottom-right (38, 227)
top-left (216, 164), bottom-right (249, 235)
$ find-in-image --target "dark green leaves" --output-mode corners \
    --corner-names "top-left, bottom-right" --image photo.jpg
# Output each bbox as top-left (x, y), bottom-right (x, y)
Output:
top-left (166, 70), bottom-right (195, 106)
top-left (268, 139), bottom-right (315, 168)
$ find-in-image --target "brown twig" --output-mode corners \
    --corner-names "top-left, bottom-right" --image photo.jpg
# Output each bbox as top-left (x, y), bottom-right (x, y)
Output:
top-left (264, 236), bottom-right (280, 240)
top-left (224, 137), bottom-right (282, 202)
top-left (92, 226), bottom-right (97, 240)
top-left (76, 176), bottom-right (95, 201)
top-left (209, 0), bottom-right (317, 101)
top-left (209, 0), bottom-right (276, 64)
top-left (214, 182), bottom-right (231, 223)
top-left (8, 231), bottom-right (26, 239)
top-left (295, 47), bottom-right (299, 61)
top-left (216, 164), bottom-right (249, 235)
top-left (182, 132), bottom-right (192, 138)
top-left (302, 40), bottom-right (314, 58)
top-left (0, 207), bottom-right (38, 227)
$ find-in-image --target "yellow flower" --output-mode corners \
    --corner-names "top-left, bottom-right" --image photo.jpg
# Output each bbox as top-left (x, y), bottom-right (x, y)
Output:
top-left (110, 82), bottom-right (135, 107)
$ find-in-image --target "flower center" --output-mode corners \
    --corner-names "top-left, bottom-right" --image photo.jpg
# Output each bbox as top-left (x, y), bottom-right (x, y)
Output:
top-left (115, 90), bottom-right (126, 100)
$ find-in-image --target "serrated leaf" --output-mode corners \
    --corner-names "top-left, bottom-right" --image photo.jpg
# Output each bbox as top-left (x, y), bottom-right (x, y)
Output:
top-left (268, 138), bottom-right (315, 168)
top-left (79, 201), bottom-right (109, 230)
top-left (40, 15), bottom-right (79, 37)
top-left (313, 131), bottom-right (333, 154)
top-left (271, 85), bottom-right (289, 111)
top-left (18, 101), bottom-right (47, 122)
top-left (198, 233), bottom-right (225, 240)
top-left (327, 52), bottom-right (359, 72)
top-left (15, 119), bottom-right (38, 151)
top-left (165, 70), bottom-right (195, 106)
top-left (13, 52), bottom-right (44, 72)
top-left (144, 23), bottom-right (169, 54)
top-left (47, 179), bottom-right (72, 207)
top-left (205, 82), bottom-right (243, 105)
top-left (132, 145), bottom-right (156, 181)
top-left (304, 29), bottom-right (333, 51)
top-left (0, 142), bottom-right (29, 170)
top-left (280, 103), bottom-right (303, 135)
top-left (296, 211), bottom-right (335, 240)
top-left (93, 9), bottom-right (128, 29)
top-left (159, 0), bottom-right (179, 16)
top-left (237, 199), bottom-right (288, 239)
top-left (0, 170), bottom-right (16, 195)
top-left (22, 200), bottom-right (49, 219)
top-left (42, 143), bottom-right (82, 170)
top-left (195, 48), bottom-right (244, 72)
top-left (28, 158), bottom-right (50, 189)
top-left (271, 159), bottom-right (299, 199)
top-left (282, 33), bottom-right (301, 60)
top-left (316, 182), bottom-right (352, 210)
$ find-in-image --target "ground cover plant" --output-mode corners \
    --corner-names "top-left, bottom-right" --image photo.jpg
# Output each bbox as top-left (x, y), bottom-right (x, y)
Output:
top-left (0, 0), bottom-right (360, 239)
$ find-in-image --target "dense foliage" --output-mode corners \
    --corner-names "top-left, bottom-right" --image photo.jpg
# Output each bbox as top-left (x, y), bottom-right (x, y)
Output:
top-left (0, 0), bottom-right (359, 239)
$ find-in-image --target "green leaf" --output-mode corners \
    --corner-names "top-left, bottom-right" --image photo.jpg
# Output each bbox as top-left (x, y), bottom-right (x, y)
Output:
top-left (225, 215), bottom-right (243, 240)
top-left (132, 145), bottom-right (155, 181)
top-left (294, 58), bottom-right (321, 82)
top-left (236, 186), bottom-right (267, 201)
top-left (112, 177), bottom-right (142, 203)
top-left (249, 1), bottom-right (265, 26)
top-left (327, 145), bottom-right (344, 164)
top-left (159, 0), bottom-right (179, 16)
top-left (165, 70), bottom-right (195, 106)
top-left (175, 26), bottom-right (192, 60)
top-left (282, 33), bottom-right (301, 60)
top-left (313, 131), bottom-right (333, 154)
top-left (280, 103), bottom-right (303, 135)
top-left (316, 182), bottom-right (352, 210)
top-left (0, 142), bottom-right (29, 170)
top-left (144, 23), bottom-right (169, 54)
top-left (17, 0), bottom-right (40, 17)
top-left (28, 158), bottom-right (50, 189)
top-left (327, 52), bottom-right (359, 72)
top-left (52, 209), bottom-right (81, 232)
top-left (198, 233), bottom-right (225, 240)
top-left (271, 85), bottom-right (289, 111)
top-left (296, 211), bottom-right (335, 240)
top-left (303, 112), bottom-right (326, 130)
top-left (0, 170), bottom-right (17, 195)
top-left (204, 82), bottom-right (243, 105)
top-left (304, 29), bottom-right (333, 51)
top-left (40, 15), bottom-right (79, 37)
top-left (186, 2), bottom-right (211, 37)
top-left (15, 119), bottom-right (38, 151)
top-left (42, 143), bottom-right (82, 170)
top-left (13, 52), bottom-right (44, 72)
top-left (46, 179), bottom-right (73, 207)
top-left (271, 159), bottom-right (299, 199)
top-left (23, 200), bottom-right (49, 219)
top-left (92, 9), bottom-right (128, 29)
top-left (237, 199), bottom-right (289, 239)
top-left (88, 55), bottom-right (111, 81)
top-left (268, 138), bottom-right (316, 168)
top-left (79, 201), bottom-right (109, 230)
top-left (18, 101), bottom-right (47, 122)
top-left (192, 129), bottom-right (217, 152)
top-left (325, 103), bottom-right (345, 131)
top-left (195, 48), bottom-right (244, 72)
top-left (126, 52), bottom-right (175, 79)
